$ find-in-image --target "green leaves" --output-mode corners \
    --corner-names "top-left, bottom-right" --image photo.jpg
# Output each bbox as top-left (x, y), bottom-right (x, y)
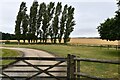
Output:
top-left (15, 2), bottom-right (27, 43)
top-left (98, 0), bottom-right (120, 41)
top-left (98, 18), bottom-right (115, 41)
top-left (59, 4), bottom-right (68, 43)
top-left (64, 6), bottom-right (75, 43)
top-left (15, 1), bottom-right (75, 44)
top-left (52, 2), bottom-right (62, 43)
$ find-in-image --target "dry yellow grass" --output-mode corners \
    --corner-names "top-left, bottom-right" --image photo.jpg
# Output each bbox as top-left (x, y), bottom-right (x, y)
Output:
top-left (69, 38), bottom-right (118, 45)
top-left (0, 40), bottom-right (18, 42)
top-left (0, 38), bottom-right (119, 45)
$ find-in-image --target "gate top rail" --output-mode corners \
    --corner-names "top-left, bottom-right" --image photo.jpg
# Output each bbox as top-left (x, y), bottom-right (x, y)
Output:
top-left (0, 57), bottom-right (67, 61)
top-left (1, 57), bottom-right (119, 64)
top-left (74, 57), bottom-right (120, 64)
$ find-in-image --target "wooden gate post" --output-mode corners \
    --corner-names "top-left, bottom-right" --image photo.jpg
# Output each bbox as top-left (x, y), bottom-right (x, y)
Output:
top-left (67, 54), bottom-right (71, 80)
top-left (77, 60), bottom-right (80, 80)
top-left (67, 54), bottom-right (76, 80)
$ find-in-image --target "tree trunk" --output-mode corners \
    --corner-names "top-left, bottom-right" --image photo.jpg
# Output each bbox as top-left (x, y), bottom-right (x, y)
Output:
top-left (51, 38), bottom-right (53, 43)
top-left (64, 38), bottom-right (68, 44)
top-left (54, 38), bottom-right (56, 43)
top-left (54, 36), bottom-right (57, 44)
top-left (59, 37), bottom-right (62, 43)
top-left (45, 39), bottom-right (47, 44)
top-left (18, 40), bottom-right (20, 45)
top-left (118, 40), bottom-right (120, 49)
top-left (23, 40), bottom-right (25, 43)
top-left (28, 40), bottom-right (30, 44)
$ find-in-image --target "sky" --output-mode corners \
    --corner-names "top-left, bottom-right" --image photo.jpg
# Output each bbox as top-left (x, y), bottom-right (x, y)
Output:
top-left (0, 0), bottom-right (118, 37)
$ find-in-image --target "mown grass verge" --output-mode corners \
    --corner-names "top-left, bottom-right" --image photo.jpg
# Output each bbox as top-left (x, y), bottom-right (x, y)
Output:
top-left (0, 48), bottom-right (22, 65)
top-left (2, 44), bottom-right (120, 78)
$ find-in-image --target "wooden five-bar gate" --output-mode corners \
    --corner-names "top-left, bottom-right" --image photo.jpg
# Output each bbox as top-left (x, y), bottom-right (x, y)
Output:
top-left (0, 54), bottom-right (120, 80)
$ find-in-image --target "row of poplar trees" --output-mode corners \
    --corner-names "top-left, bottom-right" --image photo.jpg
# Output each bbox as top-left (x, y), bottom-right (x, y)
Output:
top-left (15, 1), bottom-right (75, 44)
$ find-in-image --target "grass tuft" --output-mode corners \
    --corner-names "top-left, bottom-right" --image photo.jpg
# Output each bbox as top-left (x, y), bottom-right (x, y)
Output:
top-left (0, 48), bottom-right (22, 65)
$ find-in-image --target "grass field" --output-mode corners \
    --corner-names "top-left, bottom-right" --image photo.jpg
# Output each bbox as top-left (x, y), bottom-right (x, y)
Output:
top-left (2, 44), bottom-right (120, 78)
top-left (0, 48), bottom-right (22, 65)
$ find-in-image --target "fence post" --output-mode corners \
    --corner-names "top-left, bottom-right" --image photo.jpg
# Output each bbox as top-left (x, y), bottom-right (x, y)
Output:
top-left (77, 60), bottom-right (80, 80)
top-left (67, 54), bottom-right (71, 80)
top-left (72, 55), bottom-right (76, 80)
top-left (67, 54), bottom-right (76, 80)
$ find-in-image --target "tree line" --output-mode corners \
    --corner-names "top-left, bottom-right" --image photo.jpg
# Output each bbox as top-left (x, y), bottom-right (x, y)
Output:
top-left (0, 32), bottom-right (16, 40)
top-left (15, 1), bottom-right (75, 44)
top-left (97, 1), bottom-right (120, 42)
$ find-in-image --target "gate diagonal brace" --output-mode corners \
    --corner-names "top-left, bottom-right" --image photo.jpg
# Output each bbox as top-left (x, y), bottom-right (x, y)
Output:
top-left (28, 61), bottom-right (64, 80)
top-left (22, 60), bottom-right (64, 80)
top-left (2, 59), bottom-right (20, 70)
top-left (2, 72), bottom-right (15, 80)
top-left (1, 59), bottom-right (21, 80)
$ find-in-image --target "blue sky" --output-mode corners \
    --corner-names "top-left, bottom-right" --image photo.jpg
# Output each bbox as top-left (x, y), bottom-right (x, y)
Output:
top-left (0, 0), bottom-right (117, 37)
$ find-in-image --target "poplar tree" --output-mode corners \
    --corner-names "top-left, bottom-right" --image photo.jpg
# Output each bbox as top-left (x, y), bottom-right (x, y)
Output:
top-left (21, 7), bottom-right (29, 43)
top-left (15, 2), bottom-right (26, 44)
top-left (52, 2), bottom-right (62, 43)
top-left (59, 4), bottom-right (68, 43)
top-left (29, 0), bottom-right (38, 43)
top-left (47, 2), bottom-right (55, 43)
top-left (37, 3), bottom-right (44, 43)
top-left (15, 2), bottom-right (76, 44)
top-left (64, 6), bottom-right (75, 43)
top-left (41, 3), bottom-right (48, 43)
top-left (41, 2), bottom-right (55, 43)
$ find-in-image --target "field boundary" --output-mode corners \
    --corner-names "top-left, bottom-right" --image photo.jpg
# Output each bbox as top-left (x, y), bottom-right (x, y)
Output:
top-left (67, 43), bottom-right (120, 50)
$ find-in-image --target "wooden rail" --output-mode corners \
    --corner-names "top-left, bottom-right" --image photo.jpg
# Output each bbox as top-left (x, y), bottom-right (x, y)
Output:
top-left (67, 54), bottom-right (120, 80)
top-left (74, 58), bottom-right (120, 64)
top-left (0, 54), bottom-right (120, 80)
top-left (0, 57), bottom-right (67, 61)
top-left (0, 57), bottom-right (67, 80)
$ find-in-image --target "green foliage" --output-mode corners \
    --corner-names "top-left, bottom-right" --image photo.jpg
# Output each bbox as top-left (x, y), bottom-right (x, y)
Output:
top-left (52, 2), bottom-right (62, 43)
top-left (15, 2), bottom-right (26, 43)
top-left (41, 3), bottom-right (48, 43)
top-left (1, 32), bottom-right (16, 40)
top-left (38, 2), bottom-right (55, 43)
top-left (64, 6), bottom-right (75, 43)
top-left (98, 1), bottom-right (120, 41)
top-left (59, 5), bottom-right (68, 43)
top-left (15, 1), bottom-right (76, 44)
top-left (22, 10), bottom-right (29, 43)
top-left (36, 3), bottom-right (44, 37)
top-left (47, 2), bottom-right (55, 43)
top-left (29, 1), bottom-right (38, 42)
top-left (98, 18), bottom-right (116, 41)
